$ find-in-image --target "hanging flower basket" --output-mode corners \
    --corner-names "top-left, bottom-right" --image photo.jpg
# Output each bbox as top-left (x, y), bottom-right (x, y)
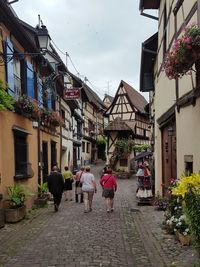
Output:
top-left (163, 23), bottom-right (200, 79)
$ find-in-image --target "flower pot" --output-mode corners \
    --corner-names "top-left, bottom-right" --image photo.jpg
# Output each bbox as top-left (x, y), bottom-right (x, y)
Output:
top-left (177, 231), bottom-right (191, 246)
top-left (5, 205), bottom-right (26, 223)
top-left (34, 197), bottom-right (48, 208)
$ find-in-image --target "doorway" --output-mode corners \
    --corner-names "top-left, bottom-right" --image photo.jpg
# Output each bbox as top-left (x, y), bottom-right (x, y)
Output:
top-left (42, 142), bottom-right (48, 183)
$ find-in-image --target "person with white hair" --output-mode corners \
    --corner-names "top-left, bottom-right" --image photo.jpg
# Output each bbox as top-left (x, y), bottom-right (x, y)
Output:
top-left (80, 166), bottom-right (97, 213)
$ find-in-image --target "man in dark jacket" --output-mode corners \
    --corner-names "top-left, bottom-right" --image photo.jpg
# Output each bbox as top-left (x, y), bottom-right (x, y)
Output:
top-left (47, 166), bottom-right (64, 212)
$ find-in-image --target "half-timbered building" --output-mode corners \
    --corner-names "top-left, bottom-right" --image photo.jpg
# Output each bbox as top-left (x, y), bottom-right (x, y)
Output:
top-left (139, 0), bottom-right (200, 195)
top-left (104, 80), bottom-right (150, 171)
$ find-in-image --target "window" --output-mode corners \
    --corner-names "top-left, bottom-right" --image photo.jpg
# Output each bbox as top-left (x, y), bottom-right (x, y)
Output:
top-left (51, 141), bottom-right (57, 169)
top-left (13, 129), bottom-right (28, 179)
top-left (120, 159), bottom-right (128, 166)
top-left (82, 141), bottom-right (85, 152)
top-left (61, 109), bottom-right (65, 122)
top-left (86, 142), bottom-right (90, 153)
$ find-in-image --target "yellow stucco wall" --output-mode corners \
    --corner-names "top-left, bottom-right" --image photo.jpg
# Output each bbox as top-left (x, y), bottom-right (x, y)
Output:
top-left (0, 111), bottom-right (38, 208)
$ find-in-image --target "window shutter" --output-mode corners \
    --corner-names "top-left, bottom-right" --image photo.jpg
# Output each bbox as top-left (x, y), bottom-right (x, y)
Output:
top-left (38, 77), bottom-right (43, 108)
top-left (5, 38), bottom-right (14, 96)
top-left (26, 61), bottom-right (35, 98)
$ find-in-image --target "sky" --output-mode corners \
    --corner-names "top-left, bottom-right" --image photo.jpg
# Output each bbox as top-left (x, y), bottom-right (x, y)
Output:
top-left (13, 0), bottom-right (157, 100)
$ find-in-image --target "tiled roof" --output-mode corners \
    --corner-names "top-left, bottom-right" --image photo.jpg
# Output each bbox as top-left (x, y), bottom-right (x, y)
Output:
top-left (104, 117), bottom-right (133, 132)
top-left (121, 80), bottom-right (148, 114)
top-left (103, 94), bottom-right (114, 103)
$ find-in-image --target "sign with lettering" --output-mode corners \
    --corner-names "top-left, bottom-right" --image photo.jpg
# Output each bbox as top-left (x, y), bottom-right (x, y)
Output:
top-left (64, 88), bottom-right (80, 100)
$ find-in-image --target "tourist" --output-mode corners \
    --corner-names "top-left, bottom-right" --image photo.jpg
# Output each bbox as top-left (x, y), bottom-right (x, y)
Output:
top-left (47, 166), bottom-right (64, 212)
top-left (100, 169), bottom-right (117, 213)
top-left (80, 166), bottom-right (97, 213)
top-left (63, 166), bottom-right (74, 201)
top-left (74, 166), bottom-right (84, 203)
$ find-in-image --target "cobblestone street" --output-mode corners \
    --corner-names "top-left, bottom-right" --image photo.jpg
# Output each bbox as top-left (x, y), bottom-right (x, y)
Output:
top-left (0, 163), bottom-right (199, 267)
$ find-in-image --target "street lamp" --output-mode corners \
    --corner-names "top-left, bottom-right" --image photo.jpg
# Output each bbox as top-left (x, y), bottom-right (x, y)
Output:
top-left (0, 24), bottom-right (50, 62)
top-left (37, 25), bottom-right (51, 51)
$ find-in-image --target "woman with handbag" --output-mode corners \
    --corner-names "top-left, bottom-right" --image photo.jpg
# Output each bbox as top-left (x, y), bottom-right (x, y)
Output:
top-left (100, 169), bottom-right (117, 213)
top-left (74, 167), bottom-right (84, 203)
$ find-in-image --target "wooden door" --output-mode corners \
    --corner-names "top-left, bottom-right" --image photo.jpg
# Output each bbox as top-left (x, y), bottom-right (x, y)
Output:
top-left (162, 122), bottom-right (177, 194)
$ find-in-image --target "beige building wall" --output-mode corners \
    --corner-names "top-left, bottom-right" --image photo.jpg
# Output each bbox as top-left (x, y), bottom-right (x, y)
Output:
top-left (176, 98), bottom-right (200, 177)
top-left (154, 0), bottom-right (198, 194)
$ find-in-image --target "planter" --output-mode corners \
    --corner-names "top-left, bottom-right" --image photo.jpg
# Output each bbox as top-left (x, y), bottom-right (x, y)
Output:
top-left (5, 205), bottom-right (26, 223)
top-left (34, 197), bottom-right (48, 208)
top-left (177, 231), bottom-right (191, 246)
top-left (0, 209), bottom-right (5, 228)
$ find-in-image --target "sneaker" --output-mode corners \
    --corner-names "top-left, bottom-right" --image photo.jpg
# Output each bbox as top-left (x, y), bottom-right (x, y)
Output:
top-left (54, 204), bottom-right (58, 212)
top-left (111, 208), bottom-right (114, 212)
top-left (84, 210), bottom-right (88, 213)
top-left (65, 199), bottom-right (68, 201)
top-left (107, 209), bottom-right (110, 213)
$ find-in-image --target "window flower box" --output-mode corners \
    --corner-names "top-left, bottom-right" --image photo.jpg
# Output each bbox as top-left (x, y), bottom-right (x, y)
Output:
top-left (14, 95), bottom-right (40, 120)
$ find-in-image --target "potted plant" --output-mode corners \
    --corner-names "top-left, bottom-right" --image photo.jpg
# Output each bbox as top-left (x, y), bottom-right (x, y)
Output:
top-left (154, 194), bottom-right (168, 211)
top-left (163, 23), bottom-right (200, 79)
top-left (34, 182), bottom-right (48, 208)
top-left (172, 172), bottom-right (200, 254)
top-left (5, 184), bottom-right (28, 223)
top-left (174, 215), bottom-right (191, 246)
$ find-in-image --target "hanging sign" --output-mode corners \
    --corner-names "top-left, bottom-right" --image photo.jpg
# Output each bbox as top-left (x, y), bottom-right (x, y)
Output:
top-left (64, 88), bottom-right (80, 100)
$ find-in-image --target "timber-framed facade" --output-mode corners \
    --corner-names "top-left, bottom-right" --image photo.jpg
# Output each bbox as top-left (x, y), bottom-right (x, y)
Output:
top-left (140, 0), bottom-right (200, 195)
top-left (104, 80), bottom-right (150, 171)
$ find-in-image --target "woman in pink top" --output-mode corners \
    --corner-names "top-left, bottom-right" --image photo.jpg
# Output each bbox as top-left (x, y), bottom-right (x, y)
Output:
top-left (100, 169), bottom-right (117, 213)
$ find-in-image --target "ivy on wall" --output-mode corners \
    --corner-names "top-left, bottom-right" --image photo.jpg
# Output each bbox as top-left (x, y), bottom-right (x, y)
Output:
top-left (0, 80), bottom-right (14, 111)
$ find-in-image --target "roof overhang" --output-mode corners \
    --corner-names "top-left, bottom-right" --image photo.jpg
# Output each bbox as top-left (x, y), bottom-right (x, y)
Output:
top-left (139, 0), bottom-right (160, 11)
top-left (140, 32), bottom-right (158, 92)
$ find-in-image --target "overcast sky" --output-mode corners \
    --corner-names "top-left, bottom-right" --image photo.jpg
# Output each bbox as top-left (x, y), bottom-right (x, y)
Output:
top-left (13, 0), bottom-right (157, 100)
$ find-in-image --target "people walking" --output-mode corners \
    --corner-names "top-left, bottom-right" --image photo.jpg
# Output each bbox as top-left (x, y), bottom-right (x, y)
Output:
top-left (63, 166), bottom-right (74, 201)
top-left (74, 167), bottom-right (84, 203)
top-left (100, 169), bottom-right (117, 213)
top-left (47, 165), bottom-right (64, 212)
top-left (80, 166), bottom-right (97, 213)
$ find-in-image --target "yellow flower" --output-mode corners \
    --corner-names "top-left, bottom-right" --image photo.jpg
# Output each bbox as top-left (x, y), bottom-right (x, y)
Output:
top-left (172, 172), bottom-right (200, 198)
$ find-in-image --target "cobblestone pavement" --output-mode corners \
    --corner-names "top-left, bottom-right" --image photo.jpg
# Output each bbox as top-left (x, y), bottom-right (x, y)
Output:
top-left (0, 163), bottom-right (199, 267)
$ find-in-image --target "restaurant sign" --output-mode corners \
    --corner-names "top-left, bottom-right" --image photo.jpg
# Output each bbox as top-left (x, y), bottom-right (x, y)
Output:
top-left (64, 88), bottom-right (80, 100)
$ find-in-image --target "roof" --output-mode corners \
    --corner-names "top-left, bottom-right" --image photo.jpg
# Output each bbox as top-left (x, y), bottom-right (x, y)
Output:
top-left (120, 80), bottom-right (148, 114)
top-left (83, 83), bottom-right (105, 110)
top-left (68, 72), bottom-right (105, 110)
top-left (139, 0), bottom-right (160, 11)
top-left (140, 32), bottom-right (158, 92)
top-left (103, 94), bottom-right (114, 103)
top-left (104, 117), bottom-right (133, 132)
